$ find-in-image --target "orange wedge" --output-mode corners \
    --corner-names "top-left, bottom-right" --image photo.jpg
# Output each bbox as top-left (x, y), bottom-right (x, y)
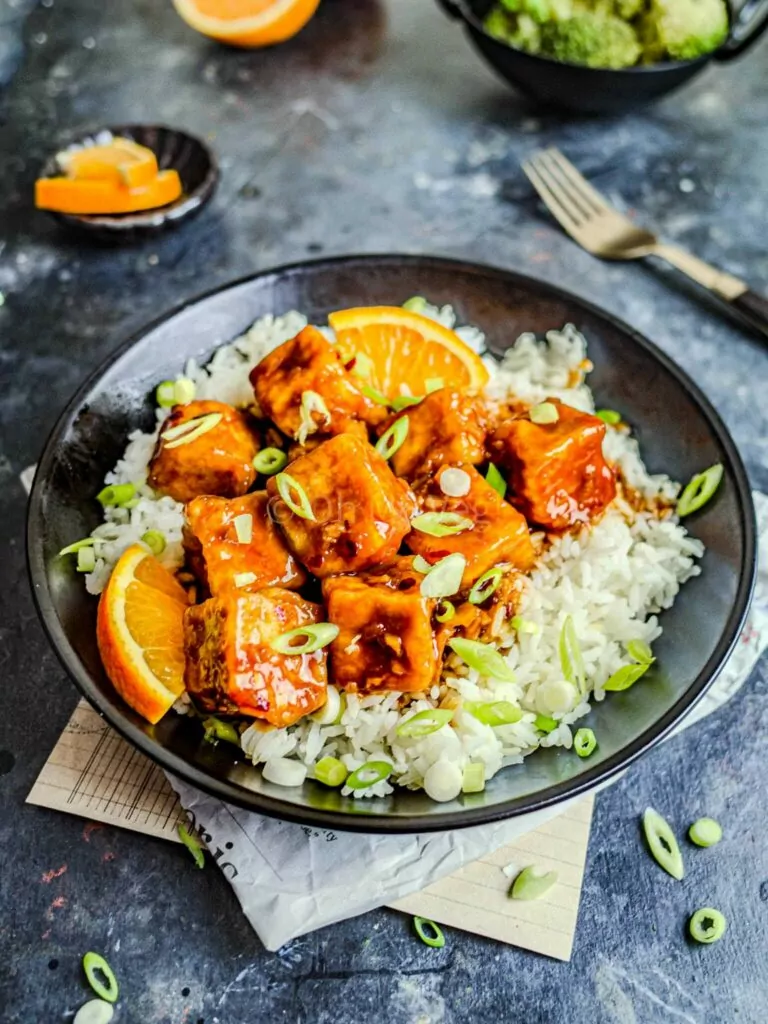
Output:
top-left (171, 0), bottom-right (321, 48)
top-left (328, 305), bottom-right (490, 399)
top-left (96, 545), bottom-right (189, 725)
top-left (35, 169), bottom-right (182, 215)
top-left (58, 138), bottom-right (159, 188)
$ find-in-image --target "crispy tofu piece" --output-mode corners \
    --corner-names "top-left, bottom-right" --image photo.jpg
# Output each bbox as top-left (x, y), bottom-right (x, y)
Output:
top-left (184, 492), bottom-right (306, 596)
top-left (386, 388), bottom-right (488, 480)
top-left (184, 588), bottom-right (326, 727)
top-left (489, 399), bottom-right (616, 530)
top-left (250, 325), bottom-right (386, 441)
top-left (406, 464), bottom-right (535, 587)
top-left (266, 434), bottom-right (416, 577)
top-left (322, 557), bottom-right (438, 693)
top-left (149, 400), bottom-right (258, 504)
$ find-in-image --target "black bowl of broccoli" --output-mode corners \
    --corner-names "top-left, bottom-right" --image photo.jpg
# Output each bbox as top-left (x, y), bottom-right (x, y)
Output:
top-left (435, 0), bottom-right (768, 113)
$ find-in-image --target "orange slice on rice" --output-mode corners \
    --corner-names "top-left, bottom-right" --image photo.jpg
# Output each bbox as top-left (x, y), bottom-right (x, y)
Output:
top-left (171, 0), bottom-right (321, 48)
top-left (328, 305), bottom-right (490, 399)
top-left (58, 137), bottom-right (159, 188)
top-left (96, 545), bottom-right (189, 725)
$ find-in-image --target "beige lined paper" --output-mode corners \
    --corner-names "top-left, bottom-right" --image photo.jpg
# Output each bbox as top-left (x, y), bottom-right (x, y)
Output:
top-left (28, 699), bottom-right (593, 960)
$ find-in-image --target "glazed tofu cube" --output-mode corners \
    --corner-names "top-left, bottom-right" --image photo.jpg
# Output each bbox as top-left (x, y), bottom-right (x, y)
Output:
top-left (184, 588), bottom-right (326, 727)
top-left (489, 399), bottom-right (616, 530)
top-left (266, 434), bottom-right (416, 577)
top-left (386, 388), bottom-right (487, 480)
top-left (149, 400), bottom-right (258, 504)
top-left (322, 557), bottom-right (438, 693)
top-left (184, 491), bottom-right (306, 596)
top-left (250, 325), bottom-right (386, 441)
top-left (406, 465), bottom-right (535, 587)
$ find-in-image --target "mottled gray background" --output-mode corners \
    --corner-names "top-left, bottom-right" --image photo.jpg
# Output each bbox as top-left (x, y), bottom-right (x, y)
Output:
top-left (1, 0), bottom-right (767, 1021)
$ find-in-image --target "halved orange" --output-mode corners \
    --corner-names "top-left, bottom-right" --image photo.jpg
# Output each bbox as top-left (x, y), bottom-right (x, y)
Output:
top-left (328, 305), bottom-right (490, 399)
top-left (96, 545), bottom-right (189, 725)
top-left (58, 138), bottom-right (159, 188)
top-left (172, 0), bottom-right (321, 48)
top-left (35, 169), bottom-right (182, 215)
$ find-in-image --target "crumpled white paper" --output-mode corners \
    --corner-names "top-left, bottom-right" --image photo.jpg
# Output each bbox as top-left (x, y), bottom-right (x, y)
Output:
top-left (166, 493), bottom-right (768, 952)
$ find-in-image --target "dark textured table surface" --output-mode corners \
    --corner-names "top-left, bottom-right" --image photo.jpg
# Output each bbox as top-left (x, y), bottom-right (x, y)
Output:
top-left (1, 1), bottom-right (768, 1021)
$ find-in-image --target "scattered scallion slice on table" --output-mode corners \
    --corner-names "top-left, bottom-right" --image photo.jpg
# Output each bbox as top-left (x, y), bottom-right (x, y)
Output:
top-left (485, 462), bottom-right (507, 498)
top-left (74, 999), bottom-right (114, 1024)
top-left (465, 701), bottom-right (523, 726)
top-left (314, 756), bottom-right (348, 787)
top-left (141, 529), bottom-right (165, 556)
top-left (573, 727), bottom-right (597, 757)
top-left (595, 408), bottom-right (621, 425)
top-left (676, 463), bottom-right (723, 517)
top-left (77, 547), bottom-right (96, 573)
top-left (559, 615), bottom-right (586, 694)
top-left (59, 537), bottom-right (95, 557)
top-left (275, 472), bottom-right (315, 521)
top-left (510, 866), bottom-right (558, 901)
top-left (270, 623), bottom-right (339, 655)
top-left (346, 761), bottom-right (392, 790)
top-left (420, 554), bottom-right (466, 599)
top-left (468, 566), bottom-right (505, 605)
top-left (642, 807), bottom-right (684, 880)
top-left (689, 817), bottom-right (722, 848)
top-left (689, 907), bottom-right (727, 944)
top-left (448, 638), bottom-right (516, 682)
top-left (396, 708), bottom-right (454, 738)
top-left (161, 412), bottom-right (222, 449)
top-left (178, 824), bottom-right (205, 869)
top-left (411, 512), bottom-right (473, 537)
top-left (435, 599), bottom-right (455, 623)
top-left (462, 762), bottom-right (485, 793)
top-left (413, 916), bottom-right (445, 948)
top-left (375, 416), bottom-right (409, 460)
top-left (232, 513), bottom-right (253, 545)
top-left (82, 952), bottom-right (119, 1004)
top-left (202, 717), bottom-right (240, 746)
top-left (96, 482), bottom-right (135, 508)
top-left (253, 447), bottom-right (288, 475)
top-left (529, 402), bottom-right (559, 425)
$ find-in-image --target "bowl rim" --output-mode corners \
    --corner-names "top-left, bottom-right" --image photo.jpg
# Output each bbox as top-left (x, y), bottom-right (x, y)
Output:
top-left (26, 253), bottom-right (757, 833)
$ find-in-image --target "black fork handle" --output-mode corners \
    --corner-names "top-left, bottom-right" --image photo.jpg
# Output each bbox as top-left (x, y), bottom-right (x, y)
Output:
top-left (730, 290), bottom-right (768, 341)
top-left (717, 0), bottom-right (768, 58)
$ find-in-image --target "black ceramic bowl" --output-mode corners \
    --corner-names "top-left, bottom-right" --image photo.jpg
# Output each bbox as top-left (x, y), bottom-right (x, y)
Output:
top-left (27, 255), bottom-right (756, 833)
top-left (436, 0), bottom-right (768, 113)
top-left (39, 124), bottom-right (218, 243)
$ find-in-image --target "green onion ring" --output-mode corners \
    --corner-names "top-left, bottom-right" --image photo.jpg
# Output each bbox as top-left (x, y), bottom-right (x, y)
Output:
top-left (402, 296), bottom-right (428, 313)
top-left (413, 916), bottom-right (446, 948)
top-left (465, 700), bottom-right (523, 726)
top-left (435, 599), bottom-right (455, 623)
top-left (412, 555), bottom-right (434, 574)
top-left (161, 412), bottom-right (222, 449)
top-left (485, 462), bottom-right (507, 499)
top-left (346, 760), bottom-right (393, 790)
top-left (603, 662), bottom-right (651, 692)
top-left (626, 639), bottom-right (654, 665)
top-left (375, 416), bottom-right (409, 460)
top-left (178, 823), bottom-right (205, 869)
top-left (202, 717), bottom-right (240, 746)
top-left (275, 472), bottom-right (315, 521)
top-left (461, 762), bottom-right (485, 793)
top-left (642, 807), bottom-right (684, 880)
top-left (77, 547), bottom-right (96, 573)
top-left (270, 623), bottom-right (339, 655)
top-left (314, 756), bottom-right (348, 787)
top-left (559, 615), bottom-right (586, 695)
top-left (96, 483), bottom-right (135, 508)
top-left (82, 952), bottom-right (119, 1004)
top-left (420, 553), bottom-right (465, 599)
top-left (677, 463), bottom-right (723, 517)
top-left (689, 907), bottom-right (727, 944)
top-left (254, 447), bottom-right (288, 475)
top-left (155, 380), bottom-right (176, 407)
top-left (448, 638), bottom-right (515, 682)
top-left (595, 408), bottom-right (621, 425)
top-left (534, 714), bottom-right (557, 734)
top-left (58, 537), bottom-right (95, 557)
top-left (573, 727), bottom-right (597, 757)
top-left (141, 530), bottom-right (166, 556)
top-left (689, 817), bottom-right (722, 848)
top-left (468, 566), bottom-right (505, 605)
top-left (510, 866), bottom-right (558, 901)
top-left (410, 512), bottom-right (473, 537)
top-left (529, 402), bottom-right (559, 425)
top-left (396, 708), bottom-right (454, 738)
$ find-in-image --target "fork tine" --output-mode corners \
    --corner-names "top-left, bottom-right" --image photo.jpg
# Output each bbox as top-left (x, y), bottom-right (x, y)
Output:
top-left (543, 148), bottom-right (613, 216)
top-left (522, 159), bottom-right (583, 238)
top-left (528, 150), bottom-right (596, 223)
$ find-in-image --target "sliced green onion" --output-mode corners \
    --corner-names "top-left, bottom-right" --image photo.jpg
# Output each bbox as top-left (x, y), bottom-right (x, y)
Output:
top-left (677, 463), bottom-right (723, 518)
top-left (202, 717), bottom-right (240, 746)
top-left (468, 566), bottom-right (505, 605)
top-left (375, 416), bottom-right (409, 460)
top-left (642, 807), bottom-right (684, 880)
top-left (174, 378), bottom-right (196, 404)
top-left (510, 866), bottom-right (558, 901)
top-left (275, 472), bottom-right (315, 521)
top-left (162, 412), bottom-right (223, 450)
top-left (559, 615), bottom-right (586, 695)
top-left (155, 380), bottom-right (177, 407)
top-left (435, 599), bottom-right (455, 623)
top-left (530, 402), bottom-right (559, 425)
top-left (346, 760), bottom-right (392, 790)
top-left (391, 394), bottom-right (423, 412)
top-left (534, 714), bottom-right (557, 734)
top-left (77, 547), bottom-right (96, 573)
top-left (314, 756), bottom-right (348, 787)
top-left (402, 296), bottom-right (428, 313)
top-left (233, 513), bottom-right (253, 545)
top-left (233, 572), bottom-right (258, 589)
top-left (96, 483), bottom-right (136, 508)
top-left (58, 537), bottom-right (95, 557)
top-left (350, 351), bottom-right (375, 380)
top-left (573, 727), bottom-right (597, 758)
top-left (425, 378), bottom-right (444, 394)
top-left (253, 447), bottom-right (288, 475)
top-left (141, 529), bottom-right (166, 556)
top-left (413, 916), bottom-right (445, 948)
top-left (461, 762), bottom-right (485, 793)
top-left (123, 498), bottom-right (140, 510)
top-left (82, 952), bottom-right (119, 1003)
top-left (311, 684), bottom-right (342, 725)
top-left (465, 700), bottom-right (523, 726)
top-left (626, 639), bottom-right (654, 665)
top-left (420, 553), bottom-right (466, 599)
top-left (485, 463), bottom-right (507, 499)
top-left (689, 817), bottom-right (722, 848)
top-left (361, 384), bottom-right (391, 406)
top-left (74, 999), bottom-right (114, 1024)
top-left (178, 823), bottom-right (205, 869)
top-left (270, 622), bottom-right (339, 655)
top-left (412, 555), bottom-right (434, 574)
top-left (411, 512), bottom-right (473, 537)
top-left (595, 408), bottom-right (621, 425)
top-left (396, 708), bottom-right (454, 738)
top-left (297, 389), bottom-right (331, 444)
top-left (689, 907), bottom-right (726, 944)
top-left (603, 662), bottom-right (652, 692)
top-left (449, 638), bottom-right (515, 682)
top-left (511, 616), bottom-right (539, 635)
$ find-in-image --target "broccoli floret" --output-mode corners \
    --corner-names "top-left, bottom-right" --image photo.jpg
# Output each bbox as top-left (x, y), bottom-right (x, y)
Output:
top-left (485, 8), bottom-right (543, 52)
top-left (539, 11), bottom-right (641, 66)
top-left (640, 0), bottom-right (728, 59)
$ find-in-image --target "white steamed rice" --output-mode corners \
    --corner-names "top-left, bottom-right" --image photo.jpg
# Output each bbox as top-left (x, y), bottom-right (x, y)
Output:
top-left (84, 302), bottom-right (703, 801)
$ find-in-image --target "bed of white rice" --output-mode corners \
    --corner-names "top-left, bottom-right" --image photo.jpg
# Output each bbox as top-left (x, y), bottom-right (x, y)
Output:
top-left (84, 303), bottom-right (704, 801)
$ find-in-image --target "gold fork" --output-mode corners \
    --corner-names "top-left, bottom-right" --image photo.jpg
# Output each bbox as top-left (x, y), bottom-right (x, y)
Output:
top-left (522, 148), bottom-right (768, 341)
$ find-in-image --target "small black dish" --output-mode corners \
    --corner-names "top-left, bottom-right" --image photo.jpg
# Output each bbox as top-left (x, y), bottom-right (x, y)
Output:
top-left (39, 124), bottom-right (218, 243)
top-left (435, 0), bottom-right (768, 114)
